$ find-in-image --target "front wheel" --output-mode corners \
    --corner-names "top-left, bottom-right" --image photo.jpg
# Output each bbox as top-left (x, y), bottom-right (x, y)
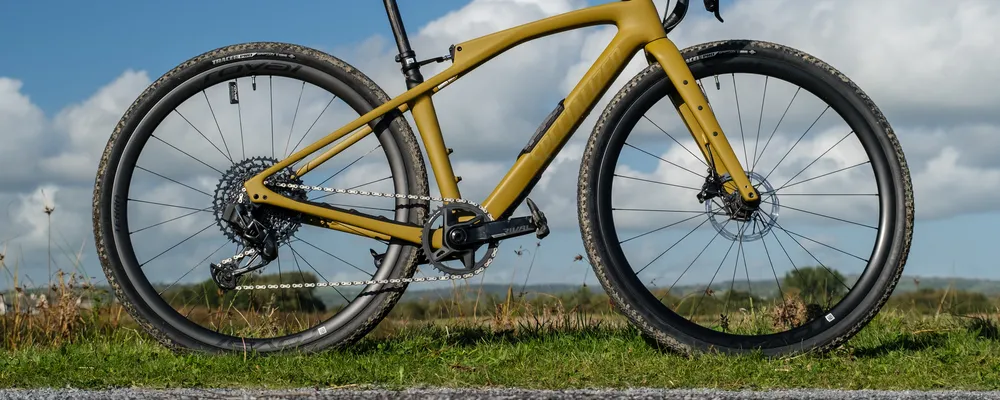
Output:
top-left (578, 40), bottom-right (913, 356)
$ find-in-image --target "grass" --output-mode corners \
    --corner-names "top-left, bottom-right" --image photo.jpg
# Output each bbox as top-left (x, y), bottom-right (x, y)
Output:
top-left (3, 231), bottom-right (1000, 391)
top-left (2, 310), bottom-right (1000, 390)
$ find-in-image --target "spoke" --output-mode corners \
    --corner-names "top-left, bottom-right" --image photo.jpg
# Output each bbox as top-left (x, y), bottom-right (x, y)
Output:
top-left (236, 79), bottom-right (246, 160)
top-left (642, 115), bottom-right (707, 167)
top-left (776, 161), bottom-right (870, 192)
top-left (270, 76), bottom-right (275, 159)
top-left (773, 221), bottom-right (868, 262)
top-left (314, 144), bottom-right (382, 187)
top-left (772, 222), bottom-right (852, 292)
top-left (613, 207), bottom-right (714, 214)
top-left (614, 174), bottom-right (700, 191)
top-left (346, 176), bottom-right (392, 190)
top-left (619, 211), bottom-right (711, 244)
top-left (763, 200), bottom-right (877, 230)
top-left (731, 74), bottom-right (749, 167)
top-left (767, 223), bottom-right (810, 292)
top-left (758, 219), bottom-right (787, 304)
top-left (778, 130), bottom-right (854, 190)
top-left (763, 106), bottom-right (830, 182)
top-left (135, 166), bottom-right (212, 197)
top-left (151, 134), bottom-right (224, 175)
top-left (275, 250), bottom-right (283, 293)
top-left (724, 221), bottom-right (749, 316)
top-left (158, 241), bottom-right (229, 296)
top-left (140, 222), bottom-right (215, 268)
top-left (289, 95), bottom-right (337, 157)
top-left (751, 77), bottom-right (769, 173)
top-left (288, 243), bottom-right (351, 304)
top-left (752, 86), bottom-right (800, 173)
top-left (690, 223), bottom-right (743, 318)
top-left (130, 207), bottom-right (212, 234)
top-left (129, 198), bottom-right (209, 213)
top-left (777, 193), bottom-right (877, 196)
top-left (283, 81), bottom-right (307, 158)
top-left (201, 92), bottom-right (234, 163)
top-left (293, 235), bottom-right (370, 275)
top-left (174, 110), bottom-right (233, 165)
top-left (636, 217), bottom-right (711, 275)
top-left (287, 242), bottom-right (308, 282)
top-left (660, 219), bottom-right (730, 302)
top-left (740, 223), bottom-right (752, 301)
top-left (624, 142), bottom-right (703, 179)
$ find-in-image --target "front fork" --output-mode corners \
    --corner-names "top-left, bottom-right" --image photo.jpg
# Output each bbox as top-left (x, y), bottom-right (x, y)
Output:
top-left (643, 38), bottom-right (760, 205)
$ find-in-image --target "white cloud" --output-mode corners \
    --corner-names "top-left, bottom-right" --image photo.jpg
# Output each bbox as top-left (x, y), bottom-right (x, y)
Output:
top-left (44, 70), bottom-right (151, 182)
top-left (2, 0), bottom-right (1000, 285)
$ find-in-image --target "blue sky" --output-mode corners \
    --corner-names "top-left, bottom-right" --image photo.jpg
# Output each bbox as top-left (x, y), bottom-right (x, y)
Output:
top-left (0, 1), bottom-right (469, 113)
top-left (2, 0), bottom-right (1000, 289)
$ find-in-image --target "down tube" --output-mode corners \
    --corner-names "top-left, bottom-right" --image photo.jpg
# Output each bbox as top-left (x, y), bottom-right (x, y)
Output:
top-left (480, 34), bottom-right (641, 218)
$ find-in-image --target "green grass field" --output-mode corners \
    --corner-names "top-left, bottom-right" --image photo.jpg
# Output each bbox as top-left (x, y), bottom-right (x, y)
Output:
top-left (3, 310), bottom-right (1000, 390)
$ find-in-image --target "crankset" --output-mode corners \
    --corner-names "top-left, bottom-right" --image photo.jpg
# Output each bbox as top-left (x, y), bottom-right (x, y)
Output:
top-left (421, 198), bottom-right (549, 275)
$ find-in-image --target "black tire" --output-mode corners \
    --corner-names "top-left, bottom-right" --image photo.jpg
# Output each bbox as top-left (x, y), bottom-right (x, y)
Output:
top-left (578, 40), bottom-right (914, 356)
top-left (92, 42), bottom-right (429, 354)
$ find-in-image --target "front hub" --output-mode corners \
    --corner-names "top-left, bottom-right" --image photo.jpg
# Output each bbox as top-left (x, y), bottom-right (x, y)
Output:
top-left (706, 171), bottom-right (779, 242)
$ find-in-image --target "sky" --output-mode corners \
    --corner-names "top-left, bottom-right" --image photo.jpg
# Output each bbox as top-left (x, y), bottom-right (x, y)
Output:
top-left (1, 0), bottom-right (999, 293)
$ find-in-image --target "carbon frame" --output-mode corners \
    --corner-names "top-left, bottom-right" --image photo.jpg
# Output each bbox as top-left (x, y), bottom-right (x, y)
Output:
top-left (241, 0), bottom-right (759, 248)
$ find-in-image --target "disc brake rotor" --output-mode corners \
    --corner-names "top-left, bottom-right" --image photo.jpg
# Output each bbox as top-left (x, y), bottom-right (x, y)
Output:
top-left (707, 171), bottom-right (779, 242)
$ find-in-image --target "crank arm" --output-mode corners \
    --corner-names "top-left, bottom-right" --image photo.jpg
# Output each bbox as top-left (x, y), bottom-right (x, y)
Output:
top-left (448, 216), bottom-right (538, 249)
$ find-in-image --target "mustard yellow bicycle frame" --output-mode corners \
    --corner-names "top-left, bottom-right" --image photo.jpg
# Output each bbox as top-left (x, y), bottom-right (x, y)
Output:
top-left (242, 0), bottom-right (759, 248)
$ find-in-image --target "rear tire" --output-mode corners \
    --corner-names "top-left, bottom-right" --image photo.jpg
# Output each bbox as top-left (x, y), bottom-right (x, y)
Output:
top-left (92, 42), bottom-right (429, 354)
top-left (578, 40), bottom-right (913, 356)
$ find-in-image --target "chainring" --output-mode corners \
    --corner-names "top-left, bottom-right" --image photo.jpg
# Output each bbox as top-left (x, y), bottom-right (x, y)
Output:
top-left (421, 202), bottom-right (499, 275)
top-left (213, 156), bottom-right (308, 245)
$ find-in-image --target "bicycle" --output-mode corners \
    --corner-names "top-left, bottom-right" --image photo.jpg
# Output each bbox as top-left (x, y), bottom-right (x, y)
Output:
top-left (91, 0), bottom-right (913, 356)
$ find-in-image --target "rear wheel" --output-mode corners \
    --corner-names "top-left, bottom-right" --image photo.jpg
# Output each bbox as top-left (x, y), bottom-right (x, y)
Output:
top-left (92, 42), bottom-right (430, 353)
top-left (579, 40), bottom-right (913, 356)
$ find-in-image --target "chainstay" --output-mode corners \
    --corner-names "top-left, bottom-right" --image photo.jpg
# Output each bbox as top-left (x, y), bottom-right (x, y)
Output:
top-left (228, 181), bottom-right (499, 291)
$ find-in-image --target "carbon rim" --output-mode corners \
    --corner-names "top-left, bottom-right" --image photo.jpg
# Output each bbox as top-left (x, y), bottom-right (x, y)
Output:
top-left (107, 56), bottom-right (417, 350)
top-left (592, 50), bottom-right (899, 350)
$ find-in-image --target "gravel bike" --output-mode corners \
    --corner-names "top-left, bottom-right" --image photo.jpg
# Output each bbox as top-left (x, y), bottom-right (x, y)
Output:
top-left (92, 0), bottom-right (913, 356)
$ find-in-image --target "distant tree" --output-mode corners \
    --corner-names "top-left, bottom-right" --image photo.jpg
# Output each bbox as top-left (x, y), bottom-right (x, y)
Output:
top-left (783, 266), bottom-right (846, 303)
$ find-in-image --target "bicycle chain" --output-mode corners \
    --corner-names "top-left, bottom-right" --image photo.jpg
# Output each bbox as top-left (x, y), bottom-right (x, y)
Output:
top-left (226, 181), bottom-right (499, 291)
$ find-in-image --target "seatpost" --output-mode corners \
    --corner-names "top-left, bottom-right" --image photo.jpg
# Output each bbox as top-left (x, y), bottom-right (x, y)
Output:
top-left (382, 0), bottom-right (425, 88)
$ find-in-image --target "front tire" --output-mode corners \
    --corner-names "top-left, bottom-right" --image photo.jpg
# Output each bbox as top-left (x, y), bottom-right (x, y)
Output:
top-left (578, 40), bottom-right (913, 356)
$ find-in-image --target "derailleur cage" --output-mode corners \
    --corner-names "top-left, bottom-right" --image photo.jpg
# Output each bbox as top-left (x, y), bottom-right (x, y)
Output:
top-left (210, 202), bottom-right (281, 290)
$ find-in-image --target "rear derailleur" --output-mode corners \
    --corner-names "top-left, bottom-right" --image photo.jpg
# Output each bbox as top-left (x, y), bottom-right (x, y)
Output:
top-left (210, 203), bottom-right (280, 290)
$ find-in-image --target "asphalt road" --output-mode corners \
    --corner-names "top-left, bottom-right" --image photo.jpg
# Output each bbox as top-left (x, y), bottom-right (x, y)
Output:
top-left (2, 388), bottom-right (1000, 399)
